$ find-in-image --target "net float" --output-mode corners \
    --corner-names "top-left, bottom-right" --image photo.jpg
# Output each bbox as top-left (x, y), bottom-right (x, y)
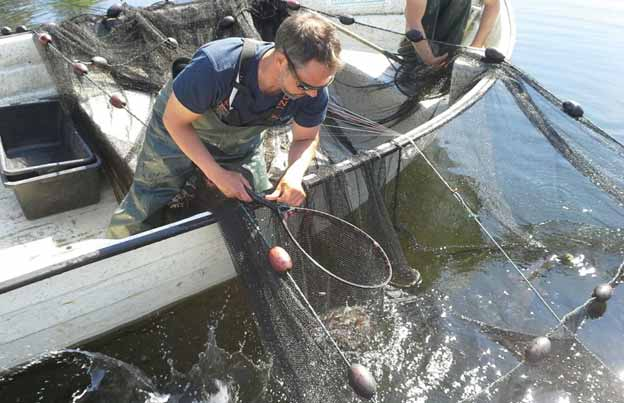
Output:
top-left (165, 37), bottom-right (179, 49)
top-left (219, 15), bottom-right (236, 30)
top-left (109, 94), bottom-right (127, 109)
top-left (592, 283), bottom-right (613, 302)
top-left (15, 25), bottom-right (28, 33)
top-left (484, 47), bottom-right (505, 63)
top-left (72, 62), bottom-right (89, 76)
top-left (587, 300), bottom-right (607, 319)
top-left (285, 0), bottom-right (301, 11)
top-left (91, 56), bottom-right (109, 68)
top-left (268, 246), bottom-right (292, 273)
top-left (525, 336), bottom-right (551, 363)
top-left (1, 27), bottom-right (12, 36)
top-left (339, 15), bottom-right (355, 25)
top-left (107, 3), bottom-right (123, 19)
top-left (38, 32), bottom-right (53, 45)
top-left (348, 363), bottom-right (377, 400)
top-left (405, 29), bottom-right (424, 43)
top-left (562, 100), bottom-right (584, 118)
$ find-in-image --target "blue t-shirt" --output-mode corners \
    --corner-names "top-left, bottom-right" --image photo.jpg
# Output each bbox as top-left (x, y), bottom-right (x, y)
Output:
top-left (172, 38), bottom-right (328, 128)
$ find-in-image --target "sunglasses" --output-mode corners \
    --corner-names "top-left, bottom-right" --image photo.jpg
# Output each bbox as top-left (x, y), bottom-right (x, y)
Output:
top-left (283, 50), bottom-right (335, 92)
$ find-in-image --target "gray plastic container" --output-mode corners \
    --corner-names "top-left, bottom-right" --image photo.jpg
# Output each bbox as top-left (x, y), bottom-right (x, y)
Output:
top-left (0, 100), bottom-right (95, 176)
top-left (2, 154), bottom-right (101, 219)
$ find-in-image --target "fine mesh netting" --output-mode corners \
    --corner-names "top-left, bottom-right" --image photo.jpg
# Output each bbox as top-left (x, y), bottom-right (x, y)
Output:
top-left (220, 55), bottom-right (624, 401)
top-left (26, 1), bottom-right (624, 401)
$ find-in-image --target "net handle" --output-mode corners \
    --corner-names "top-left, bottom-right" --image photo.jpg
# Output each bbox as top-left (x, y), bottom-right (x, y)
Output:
top-left (246, 189), bottom-right (393, 289)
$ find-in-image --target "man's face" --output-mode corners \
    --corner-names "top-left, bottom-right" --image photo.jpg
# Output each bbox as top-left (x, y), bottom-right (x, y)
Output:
top-left (279, 51), bottom-right (336, 100)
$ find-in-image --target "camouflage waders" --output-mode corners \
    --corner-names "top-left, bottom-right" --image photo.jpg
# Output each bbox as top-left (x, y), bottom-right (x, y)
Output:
top-left (106, 80), bottom-right (272, 238)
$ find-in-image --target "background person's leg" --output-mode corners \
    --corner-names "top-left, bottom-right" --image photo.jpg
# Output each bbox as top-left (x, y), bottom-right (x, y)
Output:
top-left (435, 0), bottom-right (472, 44)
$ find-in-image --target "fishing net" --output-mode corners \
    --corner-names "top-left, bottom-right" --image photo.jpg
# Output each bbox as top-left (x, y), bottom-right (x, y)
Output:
top-left (35, 0), bottom-right (261, 198)
top-left (22, 1), bottom-right (624, 401)
top-left (220, 53), bottom-right (624, 403)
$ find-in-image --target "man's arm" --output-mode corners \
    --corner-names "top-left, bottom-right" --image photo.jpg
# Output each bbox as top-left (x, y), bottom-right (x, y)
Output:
top-left (163, 92), bottom-right (252, 202)
top-left (265, 121), bottom-right (320, 206)
top-left (405, 0), bottom-right (448, 67)
top-left (470, 0), bottom-right (500, 48)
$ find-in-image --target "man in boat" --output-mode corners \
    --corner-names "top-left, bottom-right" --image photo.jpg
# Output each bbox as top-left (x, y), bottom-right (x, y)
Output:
top-left (404, 0), bottom-right (500, 67)
top-left (106, 13), bottom-right (341, 238)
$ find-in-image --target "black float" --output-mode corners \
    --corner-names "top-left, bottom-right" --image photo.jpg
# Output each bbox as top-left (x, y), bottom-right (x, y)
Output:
top-left (562, 100), bottom-right (584, 118)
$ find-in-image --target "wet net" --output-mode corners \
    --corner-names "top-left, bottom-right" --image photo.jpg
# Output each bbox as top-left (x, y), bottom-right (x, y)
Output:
top-left (22, 1), bottom-right (624, 401)
top-left (35, 0), bottom-right (261, 199)
top-left (220, 47), bottom-right (624, 403)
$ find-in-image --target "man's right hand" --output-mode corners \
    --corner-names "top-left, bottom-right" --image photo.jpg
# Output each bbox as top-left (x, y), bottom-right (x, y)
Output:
top-left (210, 168), bottom-right (253, 203)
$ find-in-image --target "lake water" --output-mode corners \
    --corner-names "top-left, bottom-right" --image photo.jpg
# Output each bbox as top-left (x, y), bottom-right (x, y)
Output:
top-left (0, 0), bottom-right (623, 402)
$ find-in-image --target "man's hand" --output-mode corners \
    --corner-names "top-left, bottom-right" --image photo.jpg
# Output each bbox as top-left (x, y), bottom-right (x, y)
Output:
top-left (211, 168), bottom-right (252, 203)
top-left (423, 52), bottom-right (449, 68)
top-left (265, 173), bottom-right (306, 206)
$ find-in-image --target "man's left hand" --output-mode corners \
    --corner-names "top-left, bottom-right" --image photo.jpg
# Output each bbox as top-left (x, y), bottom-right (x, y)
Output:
top-left (265, 175), bottom-right (306, 206)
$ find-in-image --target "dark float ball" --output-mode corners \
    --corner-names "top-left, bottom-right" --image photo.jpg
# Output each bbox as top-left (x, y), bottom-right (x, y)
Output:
top-left (107, 3), bottom-right (123, 19)
top-left (1, 27), bottom-right (12, 35)
top-left (587, 300), bottom-right (607, 319)
top-left (338, 15), bottom-right (355, 25)
top-left (219, 15), bottom-right (236, 30)
top-left (172, 57), bottom-right (191, 79)
top-left (348, 363), bottom-right (377, 400)
top-left (268, 246), bottom-right (293, 273)
top-left (483, 47), bottom-right (505, 63)
top-left (405, 29), bottom-right (424, 43)
top-left (562, 100), bottom-right (584, 118)
top-left (593, 283), bottom-right (613, 302)
top-left (15, 25), bottom-right (28, 33)
top-left (525, 336), bottom-right (551, 363)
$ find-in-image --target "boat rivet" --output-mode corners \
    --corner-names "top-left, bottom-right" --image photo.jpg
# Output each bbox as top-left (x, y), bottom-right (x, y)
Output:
top-left (110, 94), bottom-right (127, 109)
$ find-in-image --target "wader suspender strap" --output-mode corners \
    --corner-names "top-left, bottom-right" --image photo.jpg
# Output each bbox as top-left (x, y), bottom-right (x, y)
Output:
top-left (224, 39), bottom-right (291, 126)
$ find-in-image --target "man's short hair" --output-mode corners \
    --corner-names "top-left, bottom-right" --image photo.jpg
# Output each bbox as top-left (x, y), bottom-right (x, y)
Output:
top-left (274, 12), bottom-right (342, 71)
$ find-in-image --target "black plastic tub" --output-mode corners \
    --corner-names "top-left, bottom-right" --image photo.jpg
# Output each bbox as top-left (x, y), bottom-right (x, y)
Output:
top-left (2, 154), bottom-right (102, 219)
top-left (0, 100), bottom-right (95, 176)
